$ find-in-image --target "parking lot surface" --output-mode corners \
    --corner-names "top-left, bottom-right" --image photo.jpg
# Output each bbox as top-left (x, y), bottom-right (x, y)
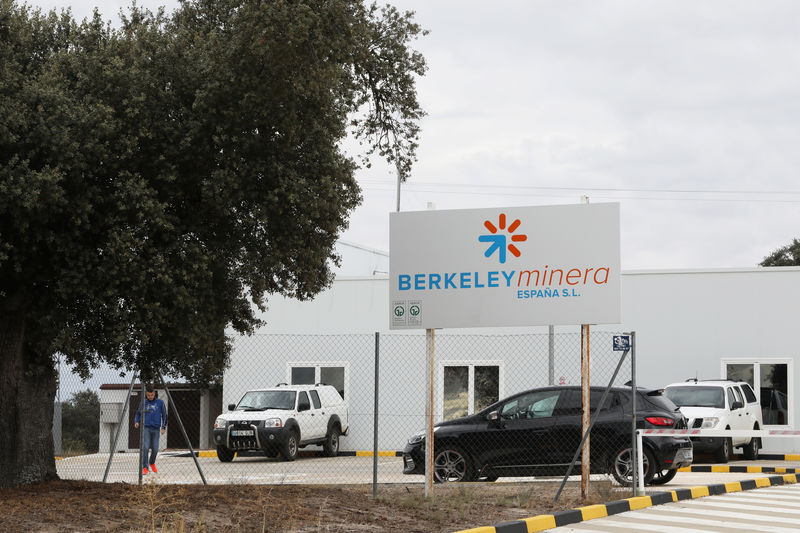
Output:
top-left (57, 454), bottom-right (796, 490)
top-left (58, 452), bottom-right (411, 484)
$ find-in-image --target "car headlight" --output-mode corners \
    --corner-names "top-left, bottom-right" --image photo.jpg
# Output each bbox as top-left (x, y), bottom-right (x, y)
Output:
top-left (701, 417), bottom-right (719, 428)
top-left (214, 418), bottom-right (227, 429)
top-left (408, 431), bottom-right (425, 445)
top-left (263, 418), bottom-right (282, 428)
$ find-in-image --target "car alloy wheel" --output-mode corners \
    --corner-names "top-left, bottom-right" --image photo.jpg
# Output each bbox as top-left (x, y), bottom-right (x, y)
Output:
top-left (433, 447), bottom-right (472, 482)
top-left (611, 446), bottom-right (653, 486)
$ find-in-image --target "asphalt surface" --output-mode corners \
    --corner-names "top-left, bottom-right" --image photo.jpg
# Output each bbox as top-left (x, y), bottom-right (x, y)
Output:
top-left (56, 453), bottom-right (797, 490)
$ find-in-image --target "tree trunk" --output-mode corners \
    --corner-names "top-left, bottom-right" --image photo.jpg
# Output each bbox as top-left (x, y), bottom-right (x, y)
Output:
top-left (0, 305), bottom-right (58, 487)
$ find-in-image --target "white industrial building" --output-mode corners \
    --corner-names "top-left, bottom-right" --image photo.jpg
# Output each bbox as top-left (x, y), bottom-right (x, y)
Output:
top-left (224, 240), bottom-right (800, 455)
top-left (99, 241), bottom-right (800, 455)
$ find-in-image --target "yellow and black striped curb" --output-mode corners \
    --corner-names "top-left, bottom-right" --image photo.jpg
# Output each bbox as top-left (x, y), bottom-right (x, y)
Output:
top-left (679, 464), bottom-right (800, 475)
top-left (185, 450), bottom-right (403, 458)
top-left (734, 453), bottom-right (800, 461)
top-left (454, 473), bottom-right (800, 533)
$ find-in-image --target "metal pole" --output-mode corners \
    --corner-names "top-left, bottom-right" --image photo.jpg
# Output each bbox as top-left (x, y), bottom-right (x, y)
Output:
top-left (54, 355), bottom-right (62, 456)
top-left (103, 372), bottom-right (137, 483)
top-left (372, 332), bottom-right (380, 498)
top-left (579, 195), bottom-right (591, 499)
top-left (424, 328), bottom-right (435, 498)
top-left (581, 324), bottom-right (590, 499)
top-left (548, 325), bottom-right (555, 385)
top-left (157, 371), bottom-right (207, 485)
top-left (631, 331), bottom-right (638, 496)
top-left (138, 379), bottom-right (145, 485)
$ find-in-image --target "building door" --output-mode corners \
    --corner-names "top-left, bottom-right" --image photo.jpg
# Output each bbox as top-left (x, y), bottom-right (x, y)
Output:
top-left (167, 390), bottom-right (201, 449)
top-left (128, 391), bottom-right (142, 449)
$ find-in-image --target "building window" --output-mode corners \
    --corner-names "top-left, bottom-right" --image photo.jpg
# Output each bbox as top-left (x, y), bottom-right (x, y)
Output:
top-left (288, 362), bottom-right (347, 399)
top-left (724, 359), bottom-right (791, 426)
top-left (440, 362), bottom-right (502, 421)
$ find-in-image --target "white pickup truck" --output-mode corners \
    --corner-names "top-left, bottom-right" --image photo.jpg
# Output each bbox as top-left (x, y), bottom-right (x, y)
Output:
top-left (213, 384), bottom-right (348, 462)
top-left (664, 379), bottom-right (763, 462)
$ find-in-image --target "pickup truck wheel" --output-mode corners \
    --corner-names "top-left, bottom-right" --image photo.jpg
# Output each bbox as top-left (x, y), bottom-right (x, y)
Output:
top-left (216, 445), bottom-right (235, 462)
top-left (281, 430), bottom-right (299, 461)
top-left (743, 436), bottom-right (760, 460)
top-left (323, 426), bottom-right (340, 457)
top-left (714, 437), bottom-right (732, 463)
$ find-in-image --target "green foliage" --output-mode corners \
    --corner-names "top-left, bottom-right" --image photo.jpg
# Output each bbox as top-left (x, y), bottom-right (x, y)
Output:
top-left (61, 389), bottom-right (100, 453)
top-left (760, 238), bottom-right (800, 266)
top-left (0, 0), bottom-right (426, 385)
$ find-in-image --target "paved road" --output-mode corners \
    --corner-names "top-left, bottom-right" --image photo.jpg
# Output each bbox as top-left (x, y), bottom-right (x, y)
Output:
top-left (57, 454), bottom-right (795, 489)
top-left (57, 453), bottom-right (412, 484)
top-left (546, 482), bottom-right (800, 532)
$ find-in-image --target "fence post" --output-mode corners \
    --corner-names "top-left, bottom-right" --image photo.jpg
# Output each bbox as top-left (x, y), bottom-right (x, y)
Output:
top-left (581, 324), bottom-right (590, 499)
top-left (373, 332), bottom-right (379, 498)
top-left (424, 328), bottom-right (435, 498)
top-left (548, 325), bottom-right (555, 385)
top-left (631, 331), bottom-right (638, 496)
top-left (138, 379), bottom-right (145, 485)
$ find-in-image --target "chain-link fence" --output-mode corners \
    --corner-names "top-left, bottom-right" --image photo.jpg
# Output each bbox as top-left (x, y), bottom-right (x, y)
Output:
top-left (53, 330), bottom-right (690, 490)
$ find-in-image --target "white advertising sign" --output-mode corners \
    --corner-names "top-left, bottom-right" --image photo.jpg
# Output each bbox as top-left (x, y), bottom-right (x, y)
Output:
top-left (389, 203), bottom-right (621, 329)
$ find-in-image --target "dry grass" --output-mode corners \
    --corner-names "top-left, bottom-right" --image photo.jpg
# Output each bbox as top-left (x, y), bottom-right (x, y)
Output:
top-left (0, 479), bottom-right (630, 532)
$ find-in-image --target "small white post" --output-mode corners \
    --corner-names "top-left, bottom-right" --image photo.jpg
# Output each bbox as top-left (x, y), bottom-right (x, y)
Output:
top-left (636, 429), bottom-right (645, 495)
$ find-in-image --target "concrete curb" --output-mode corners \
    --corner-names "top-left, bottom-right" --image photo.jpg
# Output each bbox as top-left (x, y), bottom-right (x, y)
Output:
top-left (454, 472), bottom-right (800, 533)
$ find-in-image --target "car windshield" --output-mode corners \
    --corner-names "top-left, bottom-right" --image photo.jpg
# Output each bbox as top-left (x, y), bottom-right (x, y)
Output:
top-left (236, 390), bottom-right (296, 410)
top-left (664, 386), bottom-right (725, 408)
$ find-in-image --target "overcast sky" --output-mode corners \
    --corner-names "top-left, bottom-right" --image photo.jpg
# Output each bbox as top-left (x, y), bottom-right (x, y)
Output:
top-left (28, 0), bottom-right (800, 270)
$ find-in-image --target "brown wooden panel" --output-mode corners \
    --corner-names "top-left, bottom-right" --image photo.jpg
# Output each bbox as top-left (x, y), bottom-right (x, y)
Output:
top-left (166, 390), bottom-right (201, 449)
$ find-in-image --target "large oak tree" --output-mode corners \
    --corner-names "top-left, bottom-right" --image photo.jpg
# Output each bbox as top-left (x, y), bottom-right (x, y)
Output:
top-left (0, 0), bottom-right (425, 486)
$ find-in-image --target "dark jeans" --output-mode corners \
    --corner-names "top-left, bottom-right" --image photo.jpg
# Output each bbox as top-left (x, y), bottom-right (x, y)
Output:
top-left (141, 426), bottom-right (160, 468)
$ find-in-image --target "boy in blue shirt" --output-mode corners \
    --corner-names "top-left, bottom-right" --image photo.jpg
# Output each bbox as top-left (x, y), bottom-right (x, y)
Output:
top-left (134, 384), bottom-right (168, 474)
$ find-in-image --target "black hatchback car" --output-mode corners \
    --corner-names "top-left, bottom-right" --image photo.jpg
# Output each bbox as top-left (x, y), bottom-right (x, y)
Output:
top-left (403, 385), bottom-right (692, 485)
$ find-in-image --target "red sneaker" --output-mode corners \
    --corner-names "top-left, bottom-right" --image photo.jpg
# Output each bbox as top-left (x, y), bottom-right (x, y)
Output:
top-left (142, 467), bottom-right (149, 475)
top-left (149, 464), bottom-right (157, 473)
